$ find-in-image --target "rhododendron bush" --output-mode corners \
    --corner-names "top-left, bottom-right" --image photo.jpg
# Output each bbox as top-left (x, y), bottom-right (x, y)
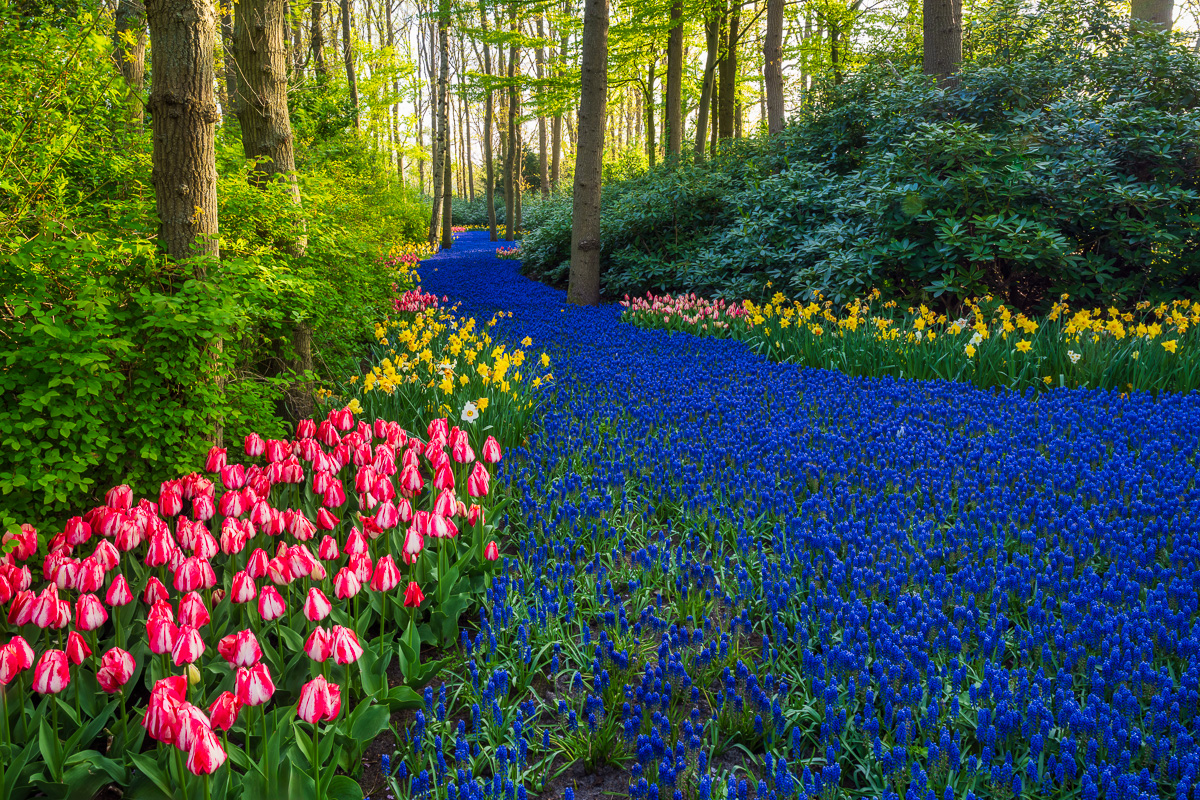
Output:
top-left (0, 406), bottom-right (505, 799)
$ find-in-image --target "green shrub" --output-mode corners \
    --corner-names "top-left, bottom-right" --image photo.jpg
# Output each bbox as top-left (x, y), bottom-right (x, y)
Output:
top-left (522, 27), bottom-right (1200, 310)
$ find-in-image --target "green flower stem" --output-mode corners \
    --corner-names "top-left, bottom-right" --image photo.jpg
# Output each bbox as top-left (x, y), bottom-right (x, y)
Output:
top-left (311, 722), bottom-right (322, 800)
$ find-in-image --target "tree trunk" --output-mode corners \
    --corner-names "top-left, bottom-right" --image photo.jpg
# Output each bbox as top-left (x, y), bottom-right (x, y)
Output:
top-left (764, 0), bottom-right (783, 133)
top-left (665, 0), bottom-right (682, 156)
top-left (311, 0), bottom-right (326, 77)
top-left (480, 0), bottom-right (497, 240)
top-left (112, 0), bottom-right (147, 127)
top-left (220, 3), bottom-right (241, 119)
top-left (438, 0), bottom-right (452, 249)
top-left (923, 0), bottom-right (962, 85)
top-left (341, 0), bottom-right (358, 125)
top-left (504, 3), bottom-right (518, 241)
top-left (693, 9), bottom-right (719, 161)
top-left (718, 2), bottom-right (738, 140)
top-left (464, 91), bottom-right (476, 201)
top-left (830, 17), bottom-right (842, 84)
top-left (644, 58), bottom-right (656, 168)
top-left (536, 13), bottom-right (549, 197)
top-left (146, 0), bottom-right (220, 262)
top-left (567, 0), bottom-right (607, 306)
top-left (429, 20), bottom-right (442, 245)
top-left (1131, 0), bottom-right (1173, 30)
top-left (552, 0), bottom-right (569, 188)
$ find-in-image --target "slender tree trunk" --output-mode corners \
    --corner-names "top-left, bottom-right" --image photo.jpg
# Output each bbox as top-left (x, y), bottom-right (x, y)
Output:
top-left (515, 125), bottom-right (523, 231)
top-left (644, 59), bottom-right (656, 167)
top-left (1131, 0), bottom-right (1172, 30)
top-left (536, 13), bottom-right (549, 197)
top-left (429, 21), bottom-right (442, 244)
top-left (341, 0), bottom-right (358, 125)
top-left (465, 91), bottom-right (476, 201)
top-left (552, 0), bottom-right (569, 188)
top-left (831, 17), bottom-right (842, 84)
top-left (146, 0), bottom-right (220, 261)
top-left (220, 3), bottom-right (241, 119)
top-left (665, 0), bottom-right (682, 156)
top-left (112, 0), bottom-right (147, 127)
top-left (480, 0), bottom-right (497, 240)
top-left (923, 0), bottom-right (962, 84)
top-left (567, 0), bottom-right (607, 306)
top-left (311, 0), bottom-right (327, 77)
top-left (504, 2), bottom-right (518, 241)
top-left (694, 9), bottom-right (719, 161)
top-left (718, 2), bottom-right (738, 140)
top-left (764, 0), bottom-right (783, 133)
top-left (439, 0), bottom-right (452, 250)
top-left (417, 93), bottom-right (426, 193)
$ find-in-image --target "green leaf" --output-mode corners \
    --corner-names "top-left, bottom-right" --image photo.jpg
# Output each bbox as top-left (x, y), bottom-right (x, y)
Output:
top-left (349, 702), bottom-right (391, 743)
top-left (129, 752), bottom-right (173, 799)
top-left (38, 717), bottom-right (63, 781)
top-left (325, 775), bottom-right (365, 800)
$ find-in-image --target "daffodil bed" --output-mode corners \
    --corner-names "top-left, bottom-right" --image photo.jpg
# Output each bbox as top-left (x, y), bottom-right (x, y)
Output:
top-left (621, 290), bottom-right (1200, 395)
top-left (366, 231), bottom-right (1200, 800)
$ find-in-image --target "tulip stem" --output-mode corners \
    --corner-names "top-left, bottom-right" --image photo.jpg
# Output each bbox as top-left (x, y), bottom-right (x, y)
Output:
top-left (311, 722), bottom-right (322, 799)
top-left (174, 746), bottom-right (190, 800)
top-left (204, 773), bottom-right (212, 800)
top-left (52, 700), bottom-right (64, 781)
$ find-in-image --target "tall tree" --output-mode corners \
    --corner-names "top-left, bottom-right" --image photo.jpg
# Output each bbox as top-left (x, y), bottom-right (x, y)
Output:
top-left (112, 0), bottom-right (147, 126)
top-left (644, 58), bottom-right (656, 167)
top-left (717, 1), bottom-right (739, 140)
top-left (220, 2), bottom-right (241, 117)
top-left (341, 0), bottom-right (358, 124)
top-left (479, 0), bottom-right (498, 239)
top-left (311, 0), bottom-right (327, 77)
top-left (664, 0), bottom-right (683, 155)
top-left (763, 0), bottom-right (783, 133)
top-left (923, 0), bottom-right (962, 84)
top-left (693, 7), bottom-right (719, 161)
top-left (146, 0), bottom-right (220, 261)
top-left (1131, 0), bottom-right (1173, 30)
top-left (438, 0), bottom-right (452, 250)
top-left (536, 13), bottom-right (549, 197)
top-left (504, 0), bottom-right (518, 240)
top-left (566, 0), bottom-right (608, 306)
top-left (429, 19), bottom-right (443, 245)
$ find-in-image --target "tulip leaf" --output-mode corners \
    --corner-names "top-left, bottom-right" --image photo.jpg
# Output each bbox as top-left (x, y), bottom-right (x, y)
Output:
top-left (37, 717), bottom-right (63, 782)
top-left (128, 753), bottom-right (173, 799)
top-left (386, 685), bottom-right (422, 710)
top-left (349, 702), bottom-right (391, 742)
top-left (325, 775), bottom-right (364, 800)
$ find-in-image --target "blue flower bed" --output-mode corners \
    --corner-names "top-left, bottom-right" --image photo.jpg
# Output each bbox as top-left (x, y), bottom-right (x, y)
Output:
top-left (383, 231), bottom-right (1200, 800)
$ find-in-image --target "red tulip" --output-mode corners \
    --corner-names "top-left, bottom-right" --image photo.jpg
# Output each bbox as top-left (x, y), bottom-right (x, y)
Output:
top-left (186, 720), bottom-right (227, 775)
top-left (330, 626), bottom-right (363, 665)
top-left (52, 560), bottom-right (78, 592)
top-left (220, 462), bottom-right (246, 490)
top-left (317, 535), bottom-right (339, 560)
top-left (427, 418), bottom-right (448, 441)
top-left (433, 464), bottom-right (455, 492)
top-left (468, 505), bottom-right (483, 527)
top-left (0, 642), bottom-right (26, 685)
top-left (433, 489), bottom-right (458, 517)
top-left (468, 462), bottom-right (490, 498)
top-left (396, 497), bottom-right (413, 523)
top-left (398, 464), bottom-right (423, 496)
top-left (370, 555), bottom-right (401, 592)
top-left (297, 418), bottom-right (316, 438)
top-left (317, 420), bottom-right (340, 447)
top-left (246, 548), bottom-right (270, 579)
top-left (106, 484), bottom-right (133, 511)
top-left (217, 629), bottom-right (262, 667)
top-left (230, 570), bottom-right (257, 604)
top-left (2, 524), bottom-right (37, 562)
top-left (403, 581), bottom-right (424, 608)
top-left (208, 691), bottom-right (242, 731)
top-left (343, 527), bottom-right (368, 557)
top-left (485, 541), bottom-right (500, 561)
top-left (304, 627), bottom-right (332, 662)
top-left (304, 587), bottom-right (332, 622)
top-left (349, 553), bottom-right (372, 584)
top-left (258, 585), bottom-right (286, 621)
top-left (373, 501), bottom-right (400, 530)
top-left (172, 625), bottom-right (205, 665)
top-left (64, 516), bottom-right (92, 547)
top-left (174, 557), bottom-right (208, 592)
top-left (235, 662), bottom-right (275, 706)
top-left (147, 615), bottom-right (180, 655)
top-left (160, 482), bottom-right (184, 516)
top-left (0, 575), bottom-right (10, 606)
top-left (297, 676), bottom-right (342, 724)
top-left (289, 511), bottom-right (317, 542)
top-left (32, 649), bottom-right (70, 694)
top-left (192, 495), bottom-right (216, 522)
top-left (205, 446), bottom-right (228, 473)
top-left (93, 539), bottom-right (120, 570)
top-left (322, 480), bottom-right (348, 509)
top-left (31, 585), bottom-right (60, 629)
top-left (429, 514), bottom-right (458, 540)
top-left (96, 647), bottom-right (135, 693)
top-left (451, 436), bottom-right (475, 464)
top-left (102, 574), bottom-right (132, 608)
top-left (481, 436), bottom-right (502, 464)
top-left (333, 567), bottom-right (361, 600)
top-left (220, 519), bottom-right (249, 556)
top-left (75, 593), bottom-right (108, 632)
top-left (144, 576), bottom-right (170, 606)
top-left (143, 680), bottom-right (185, 744)
top-left (7, 590), bottom-right (32, 626)
top-left (315, 508), bottom-right (340, 532)
top-left (245, 433), bottom-right (266, 458)
top-left (178, 591), bottom-right (211, 628)
top-left (66, 631), bottom-right (92, 665)
top-left (401, 527), bottom-right (424, 566)
top-left (265, 439), bottom-right (292, 463)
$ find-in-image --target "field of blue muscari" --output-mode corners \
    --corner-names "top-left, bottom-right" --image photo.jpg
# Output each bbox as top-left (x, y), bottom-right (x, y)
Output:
top-left (378, 232), bottom-right (1200, 800)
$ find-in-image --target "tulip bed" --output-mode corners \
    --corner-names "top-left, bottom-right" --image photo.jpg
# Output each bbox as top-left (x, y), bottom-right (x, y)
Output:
top-left (0, 407), bottom-right (509, 799)
top-left (362, 233), bottom-right (1200, 800)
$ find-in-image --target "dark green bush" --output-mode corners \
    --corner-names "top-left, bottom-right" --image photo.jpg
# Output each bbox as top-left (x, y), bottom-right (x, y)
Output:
top-left (522, 27), bottom-right (1200, 309)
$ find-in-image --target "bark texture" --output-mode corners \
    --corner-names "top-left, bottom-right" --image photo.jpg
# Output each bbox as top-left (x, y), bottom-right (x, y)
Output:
top-left (1131, 0), bottom-right (1173, 30)
top-left (311, 0), bottom-right (327, 77)
top-left (146, 0), bottom-right (220, 261)
top-left (665, 0), bottom-right (682, 155)
top-left (567, 0), bottom-right (607, 307)
top-left (923, 0), bottom-right (962, 84)
top-left (438, 0), bottom-right (452, 249)
top-left (480, 0), bottom-right (498, 240)
top-left (504, 4), bottom-right (518, 241)
top-left (764, 0), bottom-right (784, 134)
top-left (113, 0), bottom-right (147, 126)
top-left (341, 0), bottom-right (358, 123)
top-left (717, 3), bottom-right (738, 140)
top-left (693, 9), bottom-right (719, 161)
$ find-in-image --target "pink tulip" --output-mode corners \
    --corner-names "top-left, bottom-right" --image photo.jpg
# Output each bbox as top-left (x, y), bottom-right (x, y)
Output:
top-left (106, 484), bottom-right (133, 511)
top-left (75, 593), bottom-right (108, 632)
top-left (429, 514), bottom-right (457, 540)
top-left (289, 511), bottom-right (317, 541)
top-left (333, 567), bottom-right (361, 600)
top-left (205, 446), bottom-right (228, 473)
top-left (246, 548), bottom-right (270, 579)
top-left (323, 481), bottom-right (347, 508)
top-left (485, 541), bottom-right (500, 561)
top-left (186, 723), bottom-right (227, 775)
top-left (31, 585), bottom-right (60, 629)
top-left (373, 501), bottom-right (400, 530)
top-left (370, 555), bottom-right (401, 592)
top-left (33, 649), bottom-right (70, 693)
top-left (315, 508), bottom-right (340, 531)
top-left (220, 463), bottom-right (246, 490)
top-left (468, 462), bottom-right (490, 498)
top-left (174, 557), bottom-right (208, 592)
top-left (147, 615), bottom-right (179, 655)
top-left (403, 581), bottom-right (424, 608)
top-left (143, 576), bottom-right (170, 606)
top-left (304, 587), bottom-right (332, 622)
top-left (0, 642), bottom-right (26, 684)
top-left (433, 464), bottom-right (455, 492)
top-left (192, 494), bottom-right (216, 522)
top-left (304, 627), bottom-right (332, 662)
top-left (93, 540), bottom-right (120, 570)
top-left (468, 504), bottom-right (483, 527)
top-left (398, 464), bottom-right (423, 496)
top-left (481, 436), bottom-right (502, 464)
top-left (208, 691), bottom-right (242, 731)
top-left (171, 625), bottom-right (205, 665)
top-left (297, 676), bottom-right (342, 724)
top-left (178, 591), bottom-right (211, 628)
top-left (104, 574), bottom-right (133, 608)
top-left (235, 662), bottom-right (275, 706)
top-left (143, 679), bottom-right (185, 744)
top-left (96, 647), bottom-right (135, 693)
top-left (297, 418), bottom-right (316, 439)
top-left (231, 570), bottom-right (257, 603)
top-left (349, 553), bottom-right (373, 583)
top-left (244, 433), bottom-right (266, 458)
top-left (317, 535), bottom-right (339, 560)
top-left (433, 489), bottom-right (458, 517)
top-left (258, 585), bottom-right (286, 621)
top-left (66, 631), bottom-right (92, 665)
top-left (330, 626), bottom-right (363, 665)
top-left (160, 483), bottom-right (184, 516)
top-left (401, 527), bottom-right (424, 566)
top-left (217, 629), bottom-right (262, 667)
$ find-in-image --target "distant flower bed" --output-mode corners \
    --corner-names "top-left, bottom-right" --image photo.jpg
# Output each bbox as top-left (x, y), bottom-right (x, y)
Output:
top-left (496, 244), bottom-right (522, 260)
top-left (623, 289), bottom-right (1200, 393)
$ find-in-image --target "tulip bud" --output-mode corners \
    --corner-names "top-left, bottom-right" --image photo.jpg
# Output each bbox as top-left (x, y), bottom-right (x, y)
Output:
top-left (32, 649), bottom-right (70, 694)
top-left (297, 675), bottom-right (343, 724)
top-left (66, 630), bottom-right (92, 665)
top-left (105, 485), bottom-right (133, 511)
top-left (96, 647), bottom-right (135, 693)
top-left (403, 581), bottom-right (425, 608)
top-left (481, 436), bottom-right (502, 464)
top-left (485, 541), bottom-right (500, 561)
top-left (205, 447), bottom-right (228, 473)
top-left (333, 567), bottom-right (361, 600)
top-left (187, 663), bottom-right (202, 685)
top-left (304, 587), bottom-right (332, 622)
